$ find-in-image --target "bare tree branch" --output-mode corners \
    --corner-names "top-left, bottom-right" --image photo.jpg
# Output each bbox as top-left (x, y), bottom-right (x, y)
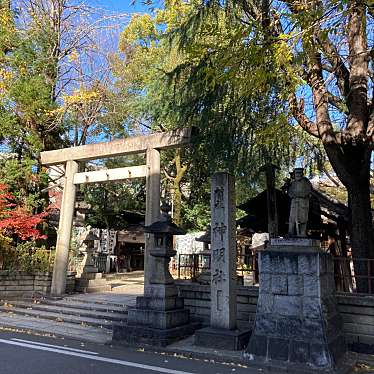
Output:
top-left (315, 34), bottom-right (350, 99)
top-left (288, 93), bottom-right (320, 138)
top-left (307, 50), bottom-right (337, 144)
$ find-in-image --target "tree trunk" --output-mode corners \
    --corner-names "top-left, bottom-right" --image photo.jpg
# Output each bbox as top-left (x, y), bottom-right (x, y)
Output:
top-left (325, 144), bottom-right (374, 293)
top-left (172, 150), bottom-right (187, 226)
top-left (348, 181), bottom-right (374, 293)
top-left (173, 180), bottom-right (182, 226)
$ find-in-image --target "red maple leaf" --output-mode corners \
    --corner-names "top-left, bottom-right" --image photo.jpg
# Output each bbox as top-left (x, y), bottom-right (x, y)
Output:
top-left (0, 184), bottom-right (47, 241)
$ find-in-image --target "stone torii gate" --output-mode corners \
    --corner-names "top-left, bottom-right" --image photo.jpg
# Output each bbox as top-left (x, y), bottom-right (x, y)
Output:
top-left (40, 128), bottom-right (193, 296)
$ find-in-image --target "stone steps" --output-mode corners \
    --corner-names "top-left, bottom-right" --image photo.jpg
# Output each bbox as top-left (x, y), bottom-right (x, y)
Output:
top-left (1, 300), bottom-right (127, 322)
top-left (66, 295), bottom-right (132, 308)
top-left (0, 313), bottom-right (112, 344)
top-left (0, 297), bottom-right (128, 331)
top-left (0, 305), bottom-right (119, 329)
top-left (41, 298), bottom-right (129, 313)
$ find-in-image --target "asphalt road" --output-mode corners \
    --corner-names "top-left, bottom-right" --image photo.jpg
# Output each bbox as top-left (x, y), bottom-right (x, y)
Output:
top-left (0, 331), bottom-right (258, 374)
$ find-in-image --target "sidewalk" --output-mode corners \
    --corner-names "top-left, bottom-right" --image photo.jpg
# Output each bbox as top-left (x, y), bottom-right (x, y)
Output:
top-left (111, 334), bottom-right (362, 374)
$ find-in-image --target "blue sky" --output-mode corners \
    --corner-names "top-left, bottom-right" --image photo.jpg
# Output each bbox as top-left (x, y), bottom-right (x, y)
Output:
top-left (88, 0), bottom-right (151, 13)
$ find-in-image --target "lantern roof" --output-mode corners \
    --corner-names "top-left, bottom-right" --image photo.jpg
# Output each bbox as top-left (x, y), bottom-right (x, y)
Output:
top-left (144, 220), bottom-right (186, 235)
top-left (83, 231), bottom-right (100, 242)
top-left (144, 201), bottom-right (186, 235)
top-left (196, 225), bottom-right (211, 243)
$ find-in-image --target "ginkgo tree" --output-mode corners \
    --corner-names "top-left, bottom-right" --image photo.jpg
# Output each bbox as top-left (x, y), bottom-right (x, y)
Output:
top-left (202, 0), bottom-right (374, 285)
top-left (135, 0), bottom-right (374, 291)
top-left (116, 1), bottom-right (295, 226)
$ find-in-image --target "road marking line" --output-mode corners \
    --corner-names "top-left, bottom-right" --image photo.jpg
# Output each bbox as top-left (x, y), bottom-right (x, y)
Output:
top-left (11, 338), bottom-right (98, 355)
top-left (0, 339), bottom-right (195, 374)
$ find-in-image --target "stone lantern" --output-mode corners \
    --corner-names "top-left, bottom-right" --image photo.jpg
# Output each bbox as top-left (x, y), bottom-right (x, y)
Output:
top-left (113, 203), bottom-right (198, 346)
top-left (81, 231), bottom-right (99, 274)
top-left (144, 202), bottom-right (186, 291)
top-left (76, 230), bottom-right (110, 293)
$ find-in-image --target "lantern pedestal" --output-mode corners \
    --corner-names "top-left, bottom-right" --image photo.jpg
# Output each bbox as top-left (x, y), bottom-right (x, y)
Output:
top-left (113, 280), bottom-right (198, 347)
top-left (76, 256), bottom-right (110, 293)
top-left (112, 205), bottom-right (199, 346)
top-left (113, 321), bottom-right (198, 347)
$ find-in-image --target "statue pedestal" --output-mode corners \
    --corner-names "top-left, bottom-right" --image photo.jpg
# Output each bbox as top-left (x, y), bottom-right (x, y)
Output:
top-left (245, 240), bottom-right (347, 372)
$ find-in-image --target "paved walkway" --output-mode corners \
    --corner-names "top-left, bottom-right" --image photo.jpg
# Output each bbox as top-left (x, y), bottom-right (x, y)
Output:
top-left (67, 270), bottom-right (144, 308)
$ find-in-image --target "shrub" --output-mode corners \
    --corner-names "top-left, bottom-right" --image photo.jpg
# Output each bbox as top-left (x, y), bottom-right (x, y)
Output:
top-left (0, 241), bottom-right (54, 273)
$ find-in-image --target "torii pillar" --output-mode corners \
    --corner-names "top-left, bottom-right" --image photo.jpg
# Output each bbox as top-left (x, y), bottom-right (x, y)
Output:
top-left (51, 160), bottom-right (78, 296)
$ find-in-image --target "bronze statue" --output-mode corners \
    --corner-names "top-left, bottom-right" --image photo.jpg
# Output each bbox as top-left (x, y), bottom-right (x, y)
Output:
top-left (288, 168), bottom-right (312, 237)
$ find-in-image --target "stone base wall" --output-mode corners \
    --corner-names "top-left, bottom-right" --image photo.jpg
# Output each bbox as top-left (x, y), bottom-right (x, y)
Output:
top-left (338, 294), bottom-right (374, 353)
top-left (176, 281), bottom-right (374, 353)
top-left (0, 271), bottom-right (76, 298)
top-left (176, 282), bottom-right (258, 329)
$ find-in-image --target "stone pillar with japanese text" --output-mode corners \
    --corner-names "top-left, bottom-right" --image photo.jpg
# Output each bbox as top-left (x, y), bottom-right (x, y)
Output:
top-left (210, 172), bottom-right (237, 329)
top-left (195, 172), bottom-right (250, 350)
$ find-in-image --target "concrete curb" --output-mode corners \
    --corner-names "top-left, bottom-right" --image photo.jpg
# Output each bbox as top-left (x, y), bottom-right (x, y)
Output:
top-left (110, 337), bottom-right (358, 374)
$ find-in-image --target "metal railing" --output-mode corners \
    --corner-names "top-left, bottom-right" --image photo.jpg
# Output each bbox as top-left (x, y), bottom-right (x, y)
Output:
top-left (175, 253), bottom-right (211, 280)
top-left (174, 253), bottom-right (258, 286)
top-left (333, 257), bottom-right (374, 295)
